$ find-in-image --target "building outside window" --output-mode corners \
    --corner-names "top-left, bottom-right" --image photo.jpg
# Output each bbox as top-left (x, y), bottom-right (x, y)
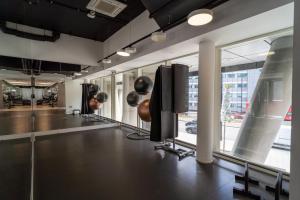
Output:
top-left (219, 30), bottom-right (293, 172)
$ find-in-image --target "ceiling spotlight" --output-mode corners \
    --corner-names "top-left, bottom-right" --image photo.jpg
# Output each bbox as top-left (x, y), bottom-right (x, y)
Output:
top-left (187, 9), bottom-right (213, 26)
top-left (117, 49), bottom-right (130, 57)
top-left (151, 31), bottom-right (166, 42)
top-left (87, 10), bottom-right (96, 19)
top-left (74, 72), bottom-right (82, 76)
top-left (125, 47), bottom-right (137, 54)
top-left (102, 58), bottom-right (112, 64)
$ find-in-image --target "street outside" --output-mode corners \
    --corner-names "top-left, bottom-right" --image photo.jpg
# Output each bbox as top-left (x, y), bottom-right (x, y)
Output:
top-left (176, 112), bottom-right (291, 172)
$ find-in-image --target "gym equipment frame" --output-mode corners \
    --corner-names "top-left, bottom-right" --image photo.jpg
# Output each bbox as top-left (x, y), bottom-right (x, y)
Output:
top-left (154, 113), bottom-right (195, 160)
top-left (233, 162), bottom-right (261, 200)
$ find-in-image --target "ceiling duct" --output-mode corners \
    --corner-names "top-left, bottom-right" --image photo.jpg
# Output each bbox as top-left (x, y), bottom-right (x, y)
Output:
top-left (86, 0), bottom-right (127, 17)
top-left (0, 21), bottom-right (60, 42)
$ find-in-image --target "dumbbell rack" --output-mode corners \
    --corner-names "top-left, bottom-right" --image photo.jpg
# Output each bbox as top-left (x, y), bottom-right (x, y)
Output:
top-left (126, 113), bottom-right (150, 140)
top-left (233, 162), bottom-right (261, 200)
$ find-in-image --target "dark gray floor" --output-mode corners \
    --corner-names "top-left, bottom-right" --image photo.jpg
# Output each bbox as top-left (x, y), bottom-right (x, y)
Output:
top-left (0, 126), bottom-right (289, 200)
top-left (0, 110), bottom-right (109, 135)
top-left (0, 139), bottom-right (31, 200)
top-left (31, 127), bottom-right (288, 200)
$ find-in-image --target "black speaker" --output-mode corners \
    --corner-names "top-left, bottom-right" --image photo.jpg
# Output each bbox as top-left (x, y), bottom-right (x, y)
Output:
top-left (160, 66), bottom-right (173, 112)
top-left (172, 64), bottom-right (189, 113)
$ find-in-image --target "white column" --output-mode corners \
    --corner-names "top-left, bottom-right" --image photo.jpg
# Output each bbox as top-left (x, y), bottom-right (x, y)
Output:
top-left (196, 40), bottom-right (215, 164)
top-left (290, 1), bottom-right (300, 199)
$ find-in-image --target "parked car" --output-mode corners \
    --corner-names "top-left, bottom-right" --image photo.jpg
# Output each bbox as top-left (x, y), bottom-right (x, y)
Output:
top-left (230, 112), bottom-right (245, 120)
top-left (185, 120), bottom-right (197, 126)
top-left (185, 124), bottom-right (197, 134)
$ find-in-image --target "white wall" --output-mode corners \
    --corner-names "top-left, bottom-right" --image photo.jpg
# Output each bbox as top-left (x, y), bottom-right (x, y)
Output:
top-left (0, 31), bottom-right (103, 66)
top-left (290, 0), bottom-right (299, 199)
top-left (65, 79), bottom-right (83, 114)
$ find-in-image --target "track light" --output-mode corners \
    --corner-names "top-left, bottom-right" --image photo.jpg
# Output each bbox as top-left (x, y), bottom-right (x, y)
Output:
top-left (87, 10), bottom-right (96, 19)
top-left (187, 9), bottom-right (213, 26)
top-left (125, 47), bottom-right (137, 54)
top-left (151, 31), bottom-right (166, 42)
top-left (102, 58), bottom-right (112, 64)
top-left (117, 49), bottom-right (130, 57)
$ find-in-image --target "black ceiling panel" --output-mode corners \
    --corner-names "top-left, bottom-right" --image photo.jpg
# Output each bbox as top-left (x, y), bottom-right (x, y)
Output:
top-left (0, 0), bottom-right (145, 42)
top-left (0, 55), bottom-right (81, 76)
top-left (140, 0), bottom-right (228, 29)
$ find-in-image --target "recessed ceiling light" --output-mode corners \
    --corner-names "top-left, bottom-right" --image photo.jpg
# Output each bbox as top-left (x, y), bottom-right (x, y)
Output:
top-left (81, 70), bottom-right (89, 73)
top-left (151, 31), bottom-right (166, 42)
top-left (258, 51), bottom-right (275, 56)
top-left (87, 10), bottom-right (96, 19)
top-left (117, 49), bottom-right (130, 57)
top-left (102, 58), bottom-right (112, 64)
top-left (125, 47), bottom-right (137, 54)
top-left (187, 9), bottom-right (213, 26)
top-left (74, 72), bottom-right (82, 76)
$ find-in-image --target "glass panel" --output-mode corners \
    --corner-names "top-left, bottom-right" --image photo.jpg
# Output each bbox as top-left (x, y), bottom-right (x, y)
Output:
top-left (169, 54), bottom-right (198, 145)
top-left (115, 73), bottom-right (123, 122)
top-left (122, 69), bottom-right (138, 126)
top-left (140, 63), bottom-right (162, 130)
top-left (219, 32), bottom-right (293, 172)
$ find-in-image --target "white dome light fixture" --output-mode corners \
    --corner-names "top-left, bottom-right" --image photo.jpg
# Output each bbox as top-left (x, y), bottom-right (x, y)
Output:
top-left (117, 49), bottom-right (130, 57)
top-left (187, 9), bottom-right (213, 26)
top-left (151, 31), bottom-right (166, 42)
top-left (102, 58), bottom-right (112, 64)
top-left (125, 47), bottom-right (137, 54)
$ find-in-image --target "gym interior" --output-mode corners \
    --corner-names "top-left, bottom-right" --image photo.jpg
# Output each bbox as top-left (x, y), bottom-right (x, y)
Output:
top-left (0, 0), bottom-right (299, 200)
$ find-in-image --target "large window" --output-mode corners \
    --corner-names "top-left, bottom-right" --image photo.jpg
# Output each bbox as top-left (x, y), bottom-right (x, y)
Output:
top-left (170, 54), bottom-right (198, 145)
top-left (218, 31), bottom-right (293, 172)
top-left (122, 69), bottom-right (138, 126)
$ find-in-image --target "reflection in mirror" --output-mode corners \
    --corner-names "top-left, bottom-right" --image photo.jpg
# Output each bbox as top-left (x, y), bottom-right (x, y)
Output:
top-left (0, 55), bottom-right (82, 135)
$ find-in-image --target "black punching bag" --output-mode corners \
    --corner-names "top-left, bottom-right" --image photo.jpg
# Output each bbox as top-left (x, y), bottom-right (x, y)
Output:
top-left (81, 83), bottom-right (94, 114)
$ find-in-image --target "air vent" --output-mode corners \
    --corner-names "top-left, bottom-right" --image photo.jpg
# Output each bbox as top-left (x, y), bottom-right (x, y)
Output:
top-left (86, 0), bottom-right (127, 18)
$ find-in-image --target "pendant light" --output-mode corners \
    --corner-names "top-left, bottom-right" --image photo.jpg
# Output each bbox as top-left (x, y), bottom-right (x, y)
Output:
top-left (117, 49), bottom-right (130, 57)
top-left (187, 9), bottom-right (213, 26)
